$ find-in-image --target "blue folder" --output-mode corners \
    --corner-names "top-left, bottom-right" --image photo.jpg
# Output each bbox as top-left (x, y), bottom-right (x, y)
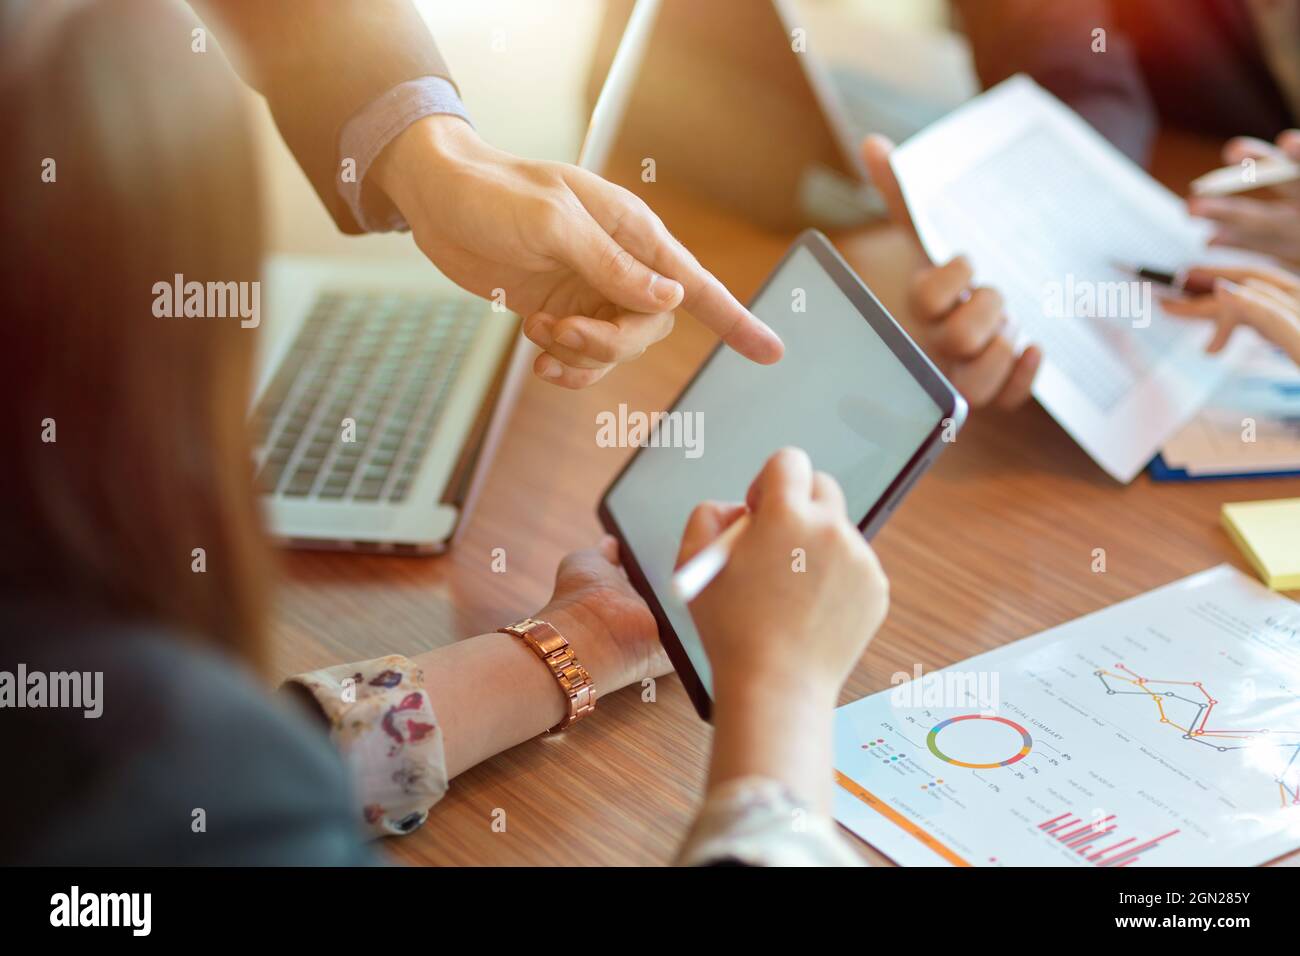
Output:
top-left (1148, 454), bottom-right (1300, 482)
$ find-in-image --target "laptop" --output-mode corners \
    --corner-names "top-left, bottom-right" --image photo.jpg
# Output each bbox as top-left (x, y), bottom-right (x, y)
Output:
top-left (251, 256), bottom-right (528, 554)
top-left (581, 0), bottom-right (974, 228)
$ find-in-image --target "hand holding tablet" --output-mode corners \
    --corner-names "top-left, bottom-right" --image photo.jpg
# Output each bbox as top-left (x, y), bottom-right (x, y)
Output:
top-left (676, 448), bottom-right (890, 687)
top-left (673, 450), bottom-right (892, 813)
top-left (599, 231), bottom-right (965, 719)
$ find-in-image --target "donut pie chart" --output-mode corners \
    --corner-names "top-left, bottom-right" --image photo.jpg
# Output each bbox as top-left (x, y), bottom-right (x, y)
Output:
top-left (926, 715), bottom-right (1033, 769)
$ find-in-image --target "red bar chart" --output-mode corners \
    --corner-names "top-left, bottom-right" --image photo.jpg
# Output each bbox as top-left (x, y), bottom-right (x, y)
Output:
top-left (1039, 811), bottom-right (1179, 867)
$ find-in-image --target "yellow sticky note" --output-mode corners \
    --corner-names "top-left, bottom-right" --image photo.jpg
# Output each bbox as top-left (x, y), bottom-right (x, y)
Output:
top-left (1221, 497), bottom-right (1300, 591)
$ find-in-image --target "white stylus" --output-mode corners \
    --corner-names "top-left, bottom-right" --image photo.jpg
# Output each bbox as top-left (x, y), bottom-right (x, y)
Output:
top-left (1190, 158), bottom-right (1300, 197)
top-left (671, 514), bottom-right (751, 604)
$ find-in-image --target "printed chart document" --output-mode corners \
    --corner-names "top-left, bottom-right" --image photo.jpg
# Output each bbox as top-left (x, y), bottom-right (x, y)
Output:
top-left (891, 76), bottom-right (1243, 482)
top-left (834, 565), bottom-right (1300, 866)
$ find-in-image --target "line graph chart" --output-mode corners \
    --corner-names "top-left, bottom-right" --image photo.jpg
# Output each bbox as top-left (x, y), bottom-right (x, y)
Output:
top-left (1095, 664), bottom-right (1300, 807)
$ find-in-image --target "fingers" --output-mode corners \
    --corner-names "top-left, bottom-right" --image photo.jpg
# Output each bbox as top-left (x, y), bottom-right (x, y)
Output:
top-left (1244, 276), bottom-right (1300, 310)
top-left (909, 257), bottom-right (1039, 409)
top-left (1267, 130), bottom-right (1300, 199)
top-left (910, 256), bottom-right (975, 323)
top-left (746, 447), bottom-right (813, 514)
top-left (1183, 264), bottom-right (1300, 295)
top-left (945, 333), bottom-right (1021, 409)
top-left (992, 345), bottom-right (1042, 410)
top-left (1220, 131), bottom-right (1300, 199)
top-left (1168, 266), bottom-right (1300, 352)
top-left (1278, 129), bottom-right (1300, 161)
top-left (930, 287), bottom-right (1006, 359)
top-left (1205, 314), bottom-right (1238, 354)
top-left (645, 236), bottom-right (784, 364)
top-left (525, 310), bottom-right (674, 369)
top-left (1159, 278), bottom-right (1289, 348)
top-left (1169, 277), bottom-right (1300, 361)
top-left (1222, 135), bottom-right (1285, 165)
top-left (598, 533), bottom-right (621, 565)
top-left (676, 501), bottom-right (748, 568)
top-left (1158, 293), bottom-right (1222, 318)
top-left (548, 198), bottom-right (686, 316)
top-left (1215, 278), bottom-right (1298, 345)
top-left (531, 352), bottom-right (611, 389)
top-left (861, 134), bottom-right (919, 243)
top-left (1190, 195), bottom-right (1300, 260)
top-left (1223, 279), bottom-right (1300, 365)
top-left (566, 168), bottom-right (784, 364)
top-left (810, 470), bottom-right (847, 517)
top-left (1189, 195), bottom-right (1293, 233)
top-left (1207, 228), bottom-right (1300, 262)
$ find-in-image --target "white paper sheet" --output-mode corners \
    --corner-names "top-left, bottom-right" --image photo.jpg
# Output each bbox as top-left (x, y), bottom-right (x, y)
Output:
top-left (833, 565), bottom-right (1300, 866)
top-left (891, 76), bottom-right (1245, 482)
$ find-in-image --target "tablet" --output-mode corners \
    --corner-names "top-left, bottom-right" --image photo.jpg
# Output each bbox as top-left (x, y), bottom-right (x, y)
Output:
top-left (598, 230), bottom-right (966, 720)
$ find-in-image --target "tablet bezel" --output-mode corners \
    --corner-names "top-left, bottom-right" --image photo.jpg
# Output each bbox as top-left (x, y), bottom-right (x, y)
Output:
top-left (597, 229), bottom-right (966, 720)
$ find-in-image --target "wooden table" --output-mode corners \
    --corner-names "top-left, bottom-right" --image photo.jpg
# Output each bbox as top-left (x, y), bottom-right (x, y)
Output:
top-left (269, 131), bottom-right (1300, 866)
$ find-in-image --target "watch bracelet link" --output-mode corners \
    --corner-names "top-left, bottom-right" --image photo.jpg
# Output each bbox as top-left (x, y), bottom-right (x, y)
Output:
top-left (498, 617), bottom-right (596, 732)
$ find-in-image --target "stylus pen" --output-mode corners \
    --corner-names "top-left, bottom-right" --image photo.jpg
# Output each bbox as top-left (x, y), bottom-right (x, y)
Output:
top-left (1190, 157), bottom-right (1300, 197)
top-left (671, 513), bottom-right (751, 604)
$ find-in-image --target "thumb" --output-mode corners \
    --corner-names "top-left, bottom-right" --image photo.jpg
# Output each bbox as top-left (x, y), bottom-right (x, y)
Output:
top-left (558, 211), bottom-right (684, 315)
top-left (861, 134), bottom-right (919, 245)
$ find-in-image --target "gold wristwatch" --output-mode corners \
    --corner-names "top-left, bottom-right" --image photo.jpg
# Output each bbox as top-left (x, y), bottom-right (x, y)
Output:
top-left (498, 617), bottom-right (596, 733)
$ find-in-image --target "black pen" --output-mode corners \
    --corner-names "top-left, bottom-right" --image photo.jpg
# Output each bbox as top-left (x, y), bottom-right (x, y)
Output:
top-left (1112, 261), bottom-right (1185, 290)
top-left (1112, 261), bottom-right (1218, 296)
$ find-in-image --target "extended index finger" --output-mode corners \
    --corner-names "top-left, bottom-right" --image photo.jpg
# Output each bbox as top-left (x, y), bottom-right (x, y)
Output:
top-left (647, 235), bottom-right (785, 364)
top-left (566, 168), bottom-right (784, 364)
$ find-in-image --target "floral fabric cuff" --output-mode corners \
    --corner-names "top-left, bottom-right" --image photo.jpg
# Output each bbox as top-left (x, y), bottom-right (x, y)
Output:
top-left (676, 776), bottom-right (865, 867)
top-left (287, 655), bottom-right (448, 839)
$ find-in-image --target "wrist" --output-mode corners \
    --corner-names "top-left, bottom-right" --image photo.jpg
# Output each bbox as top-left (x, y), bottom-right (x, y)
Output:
top-left (713, 671), bottom-right (840, 724)
top-left (368, 114), bottom-right (479, 221)
top-left (709, 668), bottom-right (839, 813)
top-left (533, 603), bottom-right (629, 693)
top-left (712, 659), bottom-right (841, 716)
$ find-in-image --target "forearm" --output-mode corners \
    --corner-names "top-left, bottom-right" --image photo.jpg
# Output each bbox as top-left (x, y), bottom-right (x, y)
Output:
top-left (187, 0), bottom-right (457, 234)
top-left (676, 675), bottom-right (864, 866)
top-left (709, 676), bottom-right (839, 815)
top-left (411, 606), bottom-right (624, 779)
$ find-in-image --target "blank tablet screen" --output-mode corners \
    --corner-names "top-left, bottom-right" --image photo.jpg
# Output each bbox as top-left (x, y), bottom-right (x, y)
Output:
top-left (604, 244), bottom-right (943, 695)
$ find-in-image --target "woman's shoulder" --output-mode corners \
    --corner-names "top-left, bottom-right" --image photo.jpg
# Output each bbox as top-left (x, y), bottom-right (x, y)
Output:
top-left (0, 602), bottom-right (374, 865)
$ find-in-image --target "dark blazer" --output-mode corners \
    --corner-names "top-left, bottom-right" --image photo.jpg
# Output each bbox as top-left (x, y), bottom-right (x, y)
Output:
top-left (191, 0), bottom-right (456, 234)
top-left (954, 0), bottom-right (1297, 165)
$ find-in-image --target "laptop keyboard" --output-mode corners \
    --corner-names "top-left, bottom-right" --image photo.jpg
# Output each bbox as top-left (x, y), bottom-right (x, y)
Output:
top-left (253, 291), bottom-right (483, 504)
